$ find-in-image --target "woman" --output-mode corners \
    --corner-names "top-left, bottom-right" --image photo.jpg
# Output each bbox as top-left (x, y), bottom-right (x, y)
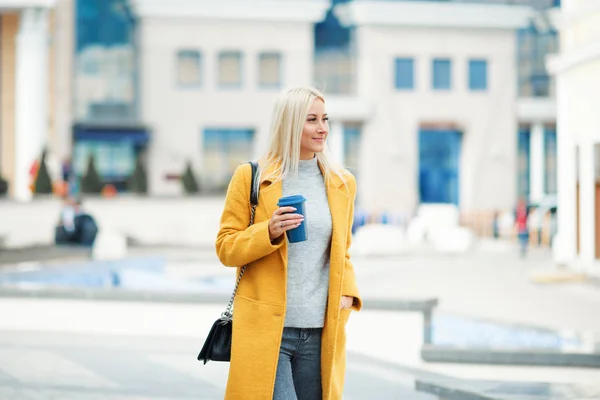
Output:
top-left (216, 86), bottom-right (362, 400)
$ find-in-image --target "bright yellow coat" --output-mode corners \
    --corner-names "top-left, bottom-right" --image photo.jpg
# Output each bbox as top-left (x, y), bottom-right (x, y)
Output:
top-left (216, 161), bottom-right (362, 400)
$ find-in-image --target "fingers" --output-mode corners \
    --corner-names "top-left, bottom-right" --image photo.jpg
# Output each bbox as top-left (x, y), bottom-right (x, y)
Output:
top-left (272, 207), bottom-right (303, 225)
top-left (278, 219), bottom-right (303, 232)
top-left (274, 206), bottom-right (297, 215)
top-left (269, 207), bottom-right (304, 241)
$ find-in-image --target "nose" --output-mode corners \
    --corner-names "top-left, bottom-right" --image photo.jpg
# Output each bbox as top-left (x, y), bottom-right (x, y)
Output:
top-left (317, 120), bottom-right (328, 133)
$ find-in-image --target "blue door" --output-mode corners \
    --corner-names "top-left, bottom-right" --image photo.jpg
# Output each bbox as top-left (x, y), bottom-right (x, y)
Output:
top-left (419, 129), bottom-right (461, 204)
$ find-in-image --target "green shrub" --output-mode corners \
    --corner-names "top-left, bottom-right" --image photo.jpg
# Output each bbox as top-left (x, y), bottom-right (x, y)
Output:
top-left (34, 150), bottom-right (53, 194)
top-left (81, 154), bottom-right (104, 194)
top-left (127, 155), bottom-right (148, 194)
top-left (182, 161), bottom-right (199, 194)
top-left (0, 173), bottom-right (7, 196)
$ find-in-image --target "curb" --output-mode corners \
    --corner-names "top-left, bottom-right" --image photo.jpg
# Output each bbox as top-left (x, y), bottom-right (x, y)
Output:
top-left (421, 344), bottom-right (600, 368)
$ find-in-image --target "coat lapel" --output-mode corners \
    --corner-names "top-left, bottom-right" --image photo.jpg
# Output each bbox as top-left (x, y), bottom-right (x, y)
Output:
top-left (326, 175), bottom-right (350, 269)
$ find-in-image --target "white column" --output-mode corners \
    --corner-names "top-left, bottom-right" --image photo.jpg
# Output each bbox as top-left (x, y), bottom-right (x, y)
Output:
top-left (529, 122), bottom-right (545, 204)
top-left (14, 8), bottom-right (50, 201)
top-left (553, 75), bottom-right (577, 265)
top-left (579, 142), bottom-right (595, 264)
top-left (54, 0), bottom-right (75, 160)
top-left (328, 121), bottom-right (345, 166)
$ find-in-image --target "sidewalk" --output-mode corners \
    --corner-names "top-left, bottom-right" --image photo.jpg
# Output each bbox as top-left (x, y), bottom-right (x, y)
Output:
top-left (1, 244), bottom-right (600, 391)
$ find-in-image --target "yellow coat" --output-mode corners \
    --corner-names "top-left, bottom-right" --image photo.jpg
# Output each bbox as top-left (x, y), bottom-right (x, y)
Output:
top-left (215, 161), bottom-right (362, 400)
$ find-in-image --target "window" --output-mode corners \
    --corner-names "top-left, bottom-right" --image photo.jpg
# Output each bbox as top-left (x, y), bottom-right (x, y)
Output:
top-left (73, 141), bottom-right (135, 179)
top-left (545, 127), bottom-right (557, 195)
top-left (218, 51), bottom-right (243, 88)
top-left (394, 58), bottom-right (414, 90)
top-left (344, 124), bottom-right (361, 178)
top-left (469, 59), bottom-right (488, 91)
top-left (203, 129), bottom-right (254, 191)
top-left (177, 50), bottom-right (201, 86)
top-left (258, 53), bottom-right (282, 88)
top-left (433, 59), bottom-right (451, 90)
top-left (517, 127), bottom-right (530, 200)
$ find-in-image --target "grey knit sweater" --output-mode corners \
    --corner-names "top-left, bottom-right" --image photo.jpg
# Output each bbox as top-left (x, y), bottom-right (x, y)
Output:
top-left (282, 157), bottom-right (332, 328)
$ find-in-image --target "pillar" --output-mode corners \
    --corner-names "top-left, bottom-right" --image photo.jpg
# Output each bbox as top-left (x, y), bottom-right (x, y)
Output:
top-left (579, 141), bottom-right (595, 264)
top-left (554, 75), bottom-right (577, 265)
top-left (529, 122), bottom-right (545, 204)
top-left (14, 8), bottom-right (49, 201)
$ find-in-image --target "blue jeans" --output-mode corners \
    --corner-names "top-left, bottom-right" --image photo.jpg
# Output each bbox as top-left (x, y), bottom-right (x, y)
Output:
top-left (273, 327), bottom-right (322, 400)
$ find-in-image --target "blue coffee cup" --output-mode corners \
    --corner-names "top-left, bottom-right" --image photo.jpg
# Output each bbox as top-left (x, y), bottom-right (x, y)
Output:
top-left (277, 195), bottom-right (307, 243)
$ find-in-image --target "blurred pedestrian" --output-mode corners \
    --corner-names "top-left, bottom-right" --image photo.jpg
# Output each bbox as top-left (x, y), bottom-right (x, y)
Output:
top-left (515, 199), bottom-right (529, 257)
top-left (215, 87), bottom-right (361, 400)
top-left (54, 196), bottom-right (98, 247)
top-left (492, 210), bottom-right (500, 239)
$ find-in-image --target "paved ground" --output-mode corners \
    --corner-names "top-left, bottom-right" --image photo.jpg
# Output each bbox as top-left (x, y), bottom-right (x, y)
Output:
top-left (2, 241), bottom-right (600, 398)
top-left (0, 329), bottom-right (441, 400)
top-left (141, 241), bottom-right (600, 332)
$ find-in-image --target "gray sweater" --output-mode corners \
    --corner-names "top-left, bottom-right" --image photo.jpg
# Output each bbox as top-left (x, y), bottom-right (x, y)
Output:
top-left (282, 157), bottom-right (332, 328)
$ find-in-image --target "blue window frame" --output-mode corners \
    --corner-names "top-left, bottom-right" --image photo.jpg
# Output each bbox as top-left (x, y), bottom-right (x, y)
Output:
top-left (419, 129), bottom-right (461, 205)
top-left (343, 125), bottom-right (361, 177)
top-left (517, 127), bottom-right (531, 200)
top-left (73, 141), bottom-right (135, 179)
top-left (258, 52), bottom-right (282, 89)
top-left (395, 58), bottom-right (414, 90)
top-left (545, 127), bottom-right (557, 194)
top-left (469, 59), bottom-right (488, 91)
top-left (218, 51), bottom-right (243, 89)
top-left (202, 128), bottom-right (255, 190)
top-left (176, 50), bottom-right (202, 87)
top-left (433, 59), bottom-right (451, 90)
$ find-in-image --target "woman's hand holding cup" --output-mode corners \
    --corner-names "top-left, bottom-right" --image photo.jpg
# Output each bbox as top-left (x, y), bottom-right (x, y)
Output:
top-left (269, 207), bottom-right (304, 242)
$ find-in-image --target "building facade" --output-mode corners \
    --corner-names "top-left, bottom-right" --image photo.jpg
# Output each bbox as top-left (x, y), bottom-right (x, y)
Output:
top-left (336, 1), bottom-right (533, 212)
top-left (0, 0), bottom-right (73, 201)
top-left (548, 0), bottom-right (600, 272)
top-left (129, 0), bottom-right (331, 195)
top-left (2, 0), bottom-right (562, 218)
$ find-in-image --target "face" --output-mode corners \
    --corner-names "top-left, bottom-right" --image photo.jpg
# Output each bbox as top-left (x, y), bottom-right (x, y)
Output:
top-left (300, 99), bottom-right (328, 160)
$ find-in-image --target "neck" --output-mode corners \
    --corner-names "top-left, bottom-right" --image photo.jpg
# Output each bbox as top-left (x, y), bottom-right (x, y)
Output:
top-left (299, 151), bottom-right (315, 161)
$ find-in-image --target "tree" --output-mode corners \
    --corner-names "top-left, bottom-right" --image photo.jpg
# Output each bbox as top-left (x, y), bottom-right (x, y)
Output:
top-left (81, 154), bottom-right (104, 194)
top-left (34, 149), bottom-right (53, 194)
top-left (181, 161), bottom-right (199, 194)
top-left (127, 154), bottom-right (148, 194)
top-left (0, 172), bottom-right (7, 196)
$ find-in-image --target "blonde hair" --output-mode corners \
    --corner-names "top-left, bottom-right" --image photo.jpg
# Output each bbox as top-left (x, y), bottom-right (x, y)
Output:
top-left (258, 86), bottom-right (345, 187)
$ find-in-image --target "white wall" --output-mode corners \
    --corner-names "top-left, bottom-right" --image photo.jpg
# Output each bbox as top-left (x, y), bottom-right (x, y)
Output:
top-left (138, 18), bottom-right (316, 195)
top-left (549, 0), bottom-right (600, 269)
top-left (355, 26), bottom-right (518, 212)
top-left (0, 197), bottom-right (225, 249)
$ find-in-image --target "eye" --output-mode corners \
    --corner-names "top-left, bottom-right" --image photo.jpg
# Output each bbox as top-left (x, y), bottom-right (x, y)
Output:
top-left (323, 117), bottom-right (329, 122)
top-left (307, 118), bottom-right (316, 122)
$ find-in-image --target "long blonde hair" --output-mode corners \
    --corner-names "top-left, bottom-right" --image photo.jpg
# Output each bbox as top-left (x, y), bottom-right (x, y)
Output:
top-left (258, 86), bottom-right (345, 186)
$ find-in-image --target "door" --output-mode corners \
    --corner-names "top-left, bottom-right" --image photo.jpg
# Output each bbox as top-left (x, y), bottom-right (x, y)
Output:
top-left (419, 129), bottom-right (461, 205)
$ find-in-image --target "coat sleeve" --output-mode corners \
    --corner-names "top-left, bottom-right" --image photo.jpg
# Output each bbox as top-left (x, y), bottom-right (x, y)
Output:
top-left (215, 163), bottom-right (284, 268)
top-left (341, 173), bottom-right (363, 311)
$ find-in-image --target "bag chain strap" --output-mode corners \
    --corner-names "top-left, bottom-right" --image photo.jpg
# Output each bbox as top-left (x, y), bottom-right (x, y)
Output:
top-left (222, 204), bottom-right (257, 319)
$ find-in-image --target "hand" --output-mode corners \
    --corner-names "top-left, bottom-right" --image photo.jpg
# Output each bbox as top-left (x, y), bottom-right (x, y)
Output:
top-left (268, 207), bottom-right (304, 242)
top-left (340, 296), bottom-right (354, 310)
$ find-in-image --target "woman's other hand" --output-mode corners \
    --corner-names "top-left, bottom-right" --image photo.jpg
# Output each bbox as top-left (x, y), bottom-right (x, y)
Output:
top-left (340, 296), bottom-right (354, 310)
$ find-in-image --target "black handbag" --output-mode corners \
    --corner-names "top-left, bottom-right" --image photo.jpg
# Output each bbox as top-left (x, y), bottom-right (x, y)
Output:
top-left (198, 161), bottom-right (260, 364)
